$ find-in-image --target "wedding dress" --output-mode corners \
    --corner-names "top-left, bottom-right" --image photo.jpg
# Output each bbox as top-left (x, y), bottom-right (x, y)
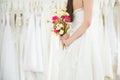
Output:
top-left (24, 12), bottom-right (43, 72)
top-left (0, 11), bottom-right (6, 62)
top-left (0, 10), bottom-right (6, 80)
top-left (40, 0), bottom-right (54, 80)
top-left (1, 12), bottom-right (19, 80)
top-left (49, 0), bottom-right (113, 80)
top-left (22, 1), bottom-right (45, 80)
top-left (105, 4), bottom-right (118, 65)
top-left (114, 0), bottom-right (120, 77)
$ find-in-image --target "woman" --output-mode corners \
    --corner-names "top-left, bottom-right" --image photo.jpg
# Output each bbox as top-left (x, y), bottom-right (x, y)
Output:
top-left (57, 0), bottom-right (113, 80)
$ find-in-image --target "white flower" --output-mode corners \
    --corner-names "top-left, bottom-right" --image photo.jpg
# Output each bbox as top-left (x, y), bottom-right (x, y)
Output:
top-left (60, 8), bottom-right (67, 12)
top-left (59, 30), bottom-right (64, 35)
top-left (58, 11), bottom-right (64, 16)
top-left (59, 24), bottom-right (64, 28)
top-left (56, 26), bottom-right (61, 30)
top-left (56, 24), bottom-right (61, 30)
top-left (65, 12), bottom-right (69, 16)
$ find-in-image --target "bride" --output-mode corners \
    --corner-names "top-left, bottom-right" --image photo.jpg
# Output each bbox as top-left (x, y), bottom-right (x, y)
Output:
top-left (49, 0), bottom-right (113, 80)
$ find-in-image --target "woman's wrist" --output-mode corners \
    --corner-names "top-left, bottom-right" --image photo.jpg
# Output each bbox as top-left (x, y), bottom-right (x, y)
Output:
top-left (67, 36), bottom-right (74, 44)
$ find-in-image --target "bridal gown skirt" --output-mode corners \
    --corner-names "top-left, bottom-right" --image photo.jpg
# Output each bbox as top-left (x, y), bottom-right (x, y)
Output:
top-left (52, 8), bottom-right (113, 80)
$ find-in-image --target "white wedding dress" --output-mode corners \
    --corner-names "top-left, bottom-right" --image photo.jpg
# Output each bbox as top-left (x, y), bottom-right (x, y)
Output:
top-left (1, 12), bottom-right (19, 80)
top-left (0, 10), bottom-right (6, 80)
top-left (114, 1), bottom-right (120, 77)
top-left (24, 13), bottom-right (43, 72)
top-left (49, 0), bottom-right (113, 79)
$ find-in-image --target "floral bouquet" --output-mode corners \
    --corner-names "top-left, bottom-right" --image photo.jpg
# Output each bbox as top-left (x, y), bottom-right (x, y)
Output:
top-left (50, 8), bottom-right (71, 49)
top-left (51, 8), bottom-right (71, 36)
top-left (46, 8), bottom-right (71, 49)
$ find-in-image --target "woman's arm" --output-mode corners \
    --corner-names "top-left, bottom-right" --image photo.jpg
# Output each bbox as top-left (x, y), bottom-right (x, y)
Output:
top-left (62, 0), bottom-right (93, 46)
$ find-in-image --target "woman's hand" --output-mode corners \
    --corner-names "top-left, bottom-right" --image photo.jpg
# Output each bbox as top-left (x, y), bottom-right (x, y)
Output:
top-left (61, 38), bottom-right (73, 46)
top-left (60, 33), bottom-right (70, 40)
top-left (60, 33), bottom-right (73, 46)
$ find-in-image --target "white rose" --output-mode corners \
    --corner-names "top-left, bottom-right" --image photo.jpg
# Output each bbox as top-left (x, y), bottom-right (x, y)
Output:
top-left (59, 30), bottom-right (64, 35)
top-left (58, 11), bottom-right (64, 16)
top-left (65, 12), bottom-right (69, 16)
top-left (56, 25), bottom-right (61, 30)
top-left (59, 24), bottom-right (64, 28)
top-left (60, 8), bottom-right (67, 12)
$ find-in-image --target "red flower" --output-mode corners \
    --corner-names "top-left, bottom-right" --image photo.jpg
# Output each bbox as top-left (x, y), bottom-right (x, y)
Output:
top-left (65, 16), bottom-right (71, 22)
top-left (54, 28), bottom-right (60, 33)
top-left (52, 16), bottom-right (59, 21)
top-left (61, 15), bottom-right (71, 22)
top-left (61, 15), bottom-right (66, 19)
top-left (52, 19), bottom-right (60, 24)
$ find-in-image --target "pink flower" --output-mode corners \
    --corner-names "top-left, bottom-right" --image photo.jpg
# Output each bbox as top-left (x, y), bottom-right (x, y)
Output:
top-left (61, 15), bottom-right (71, 22)
top-left (52, 16), bottom-right (59, 21)
top-left (54, 28), bottom-right (60, 33)
top-left (52, 21), bottom-right (55, 24)
top-left (65, 16), bottom-right (71, 22)
top-left (61, 15), bottom-right (66, 19)
top-left (52, 20), bottom-right (60, 24)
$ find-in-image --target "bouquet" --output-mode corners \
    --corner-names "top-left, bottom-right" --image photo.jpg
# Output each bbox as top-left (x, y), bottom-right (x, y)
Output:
top-left (51, 8), bottom-right (71, 36)
top-left (47, 8), bottom-right (71, 49)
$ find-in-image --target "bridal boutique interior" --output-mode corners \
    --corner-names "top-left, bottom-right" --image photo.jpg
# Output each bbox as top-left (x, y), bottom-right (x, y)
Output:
top-left (0, 0), bottom-right (120, 80)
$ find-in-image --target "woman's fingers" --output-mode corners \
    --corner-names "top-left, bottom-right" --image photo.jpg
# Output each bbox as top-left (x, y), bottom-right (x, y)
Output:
top-left (60, 36), bottom-right (64, 40)
top-left (62, 33), bottom-right (69, 40)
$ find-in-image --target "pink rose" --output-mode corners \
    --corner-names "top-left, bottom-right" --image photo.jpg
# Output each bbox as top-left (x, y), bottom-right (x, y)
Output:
top-left (65, 16), bottom-right (71, 22)
top-left (52, 16), bottom-right (59, 21)
top-left (54, 28), bottom-right (60, 33)
top-left (61, 16), bottom-right (71, 22)
top-left (61, 15), bottom-right (66, 19)
top-left (52, 20), bottom-right (60, 24)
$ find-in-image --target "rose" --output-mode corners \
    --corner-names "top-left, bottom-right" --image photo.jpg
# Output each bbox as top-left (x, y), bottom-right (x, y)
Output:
top-left (56, 24), bottom-right (64, 30)
top-left (54, 28), bottom-right (60, 34)
top-left (61, 16), bottom-right (71, 22)
top-left (56, 24), bottom-right (61, 30)
top-left (65, 16), bottom-right (71, 22)
top-left (52, 16), bottom-right (59, 21)
top-left (59, 30), bottom-right (64, 35)
top-left (52, 17), bottom-right (60, 24)
top-left (64, 12), bottom-right (69, 16)
top-left (59, 24), bottom-right (64, 28)
top-left (61, 15), bottom-right (66, 19)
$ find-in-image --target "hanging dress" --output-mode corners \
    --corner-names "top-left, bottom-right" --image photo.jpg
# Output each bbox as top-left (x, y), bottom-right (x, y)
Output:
top-left (1, 12), bottom-right (19, 80)
top-left (24, 12), bottom-right (43, 72)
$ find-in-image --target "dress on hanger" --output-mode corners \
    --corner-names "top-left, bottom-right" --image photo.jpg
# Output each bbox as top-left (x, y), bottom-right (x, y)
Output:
top-left (24, 12), bottom-right (43, 72)
top-left (22, 1), bottom-right (44, 80)
top-left (113, 0), bottom-right (120, 77)
top-left (0, 9), bottom-right (6, 80)
top-left (0, 11), bottom-right (6, 60)
top-left (40, 0), bottom-right (53, 80)
top-left (1, 12), bottom-right (19, 80)
top-left (35, 15), bottom-right (44, 72)
top-left (103, 0), bottom-right (118, 65)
